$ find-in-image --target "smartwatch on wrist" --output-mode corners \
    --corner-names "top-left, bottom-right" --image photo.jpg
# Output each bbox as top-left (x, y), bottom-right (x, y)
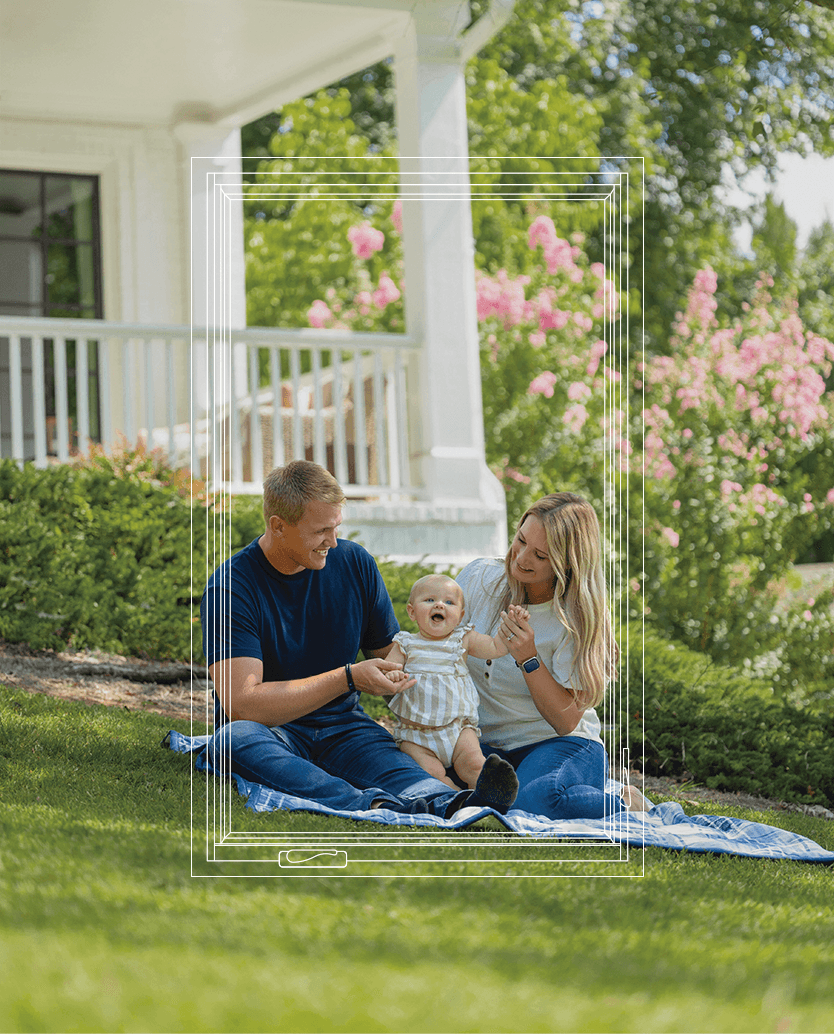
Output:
top-left (516, 655), bottom-right (541, 674)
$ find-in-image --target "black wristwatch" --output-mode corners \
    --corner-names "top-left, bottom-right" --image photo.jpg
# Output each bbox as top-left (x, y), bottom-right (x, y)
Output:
top-left (516, 655), bottom-right (541, 674)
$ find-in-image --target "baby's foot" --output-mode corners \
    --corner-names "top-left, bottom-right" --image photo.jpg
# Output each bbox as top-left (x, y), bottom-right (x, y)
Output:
top-left (470, 755), bottom-right (519, 814)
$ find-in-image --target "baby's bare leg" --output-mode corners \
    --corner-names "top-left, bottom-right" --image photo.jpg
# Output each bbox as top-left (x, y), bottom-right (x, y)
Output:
top-left (451, 727), bottom-right (487, 789)
top-left (398, 740), bottom-right (459, 789)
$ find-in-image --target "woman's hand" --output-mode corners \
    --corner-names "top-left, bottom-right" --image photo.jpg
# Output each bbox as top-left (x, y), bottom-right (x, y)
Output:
top-left (499, 604), bottom-right (534, 663)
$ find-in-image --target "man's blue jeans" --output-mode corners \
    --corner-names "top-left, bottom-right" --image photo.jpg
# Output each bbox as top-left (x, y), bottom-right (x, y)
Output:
top-left (479, 735), bottom-right (623, 820)
top-left (206, 702), bottom-right (466, 816)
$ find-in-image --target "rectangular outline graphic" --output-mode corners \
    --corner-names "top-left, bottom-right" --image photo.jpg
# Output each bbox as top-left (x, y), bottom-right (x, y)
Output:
top-left (190, 156), bottom-right (645, 877)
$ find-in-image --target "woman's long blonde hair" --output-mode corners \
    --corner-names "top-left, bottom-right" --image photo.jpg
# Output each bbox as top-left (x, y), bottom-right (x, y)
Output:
top-left (495, 493), bottom-right (618, 710)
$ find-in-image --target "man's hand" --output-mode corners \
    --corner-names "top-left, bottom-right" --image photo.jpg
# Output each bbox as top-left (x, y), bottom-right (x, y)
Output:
top-left (352, 657), bottom-right (416, 697)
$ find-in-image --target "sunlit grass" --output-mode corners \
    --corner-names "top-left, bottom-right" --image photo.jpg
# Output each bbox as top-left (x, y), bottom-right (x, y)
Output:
top-left (1, 686), bottom-right (833, 1034)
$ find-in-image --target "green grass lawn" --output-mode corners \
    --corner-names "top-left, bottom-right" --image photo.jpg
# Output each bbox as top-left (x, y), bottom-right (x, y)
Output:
top-left (2, 685), bottom-right (833, 1034)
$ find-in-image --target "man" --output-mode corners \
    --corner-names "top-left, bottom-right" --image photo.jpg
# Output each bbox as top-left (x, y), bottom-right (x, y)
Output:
top-left (200, 460), bottom-right (517, 817)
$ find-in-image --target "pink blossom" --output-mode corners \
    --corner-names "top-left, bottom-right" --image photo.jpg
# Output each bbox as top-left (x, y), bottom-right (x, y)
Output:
top-left (529, 371), bottom-right (558, 398)
top-left (476, 271), bottom-right (527, 327)
top-left (567, 381), bottom-right (592, 401)
top-left (527, 216), bottom-right (578, 274)
top-left (307, 299), bottom-right (332, 328)
top-left (528, 331), bottom-right (546, 348)
top-left (661, 527), bottom-right (680, 548)
top-left (348, 222), bottom-right (384, 260)
top-left (528, 215), bottom-right (558, 253)
top-left (563, 403), bottom-right (588, 433)
top-left (672, 500), bottom-right (681, 510)
top-left (803, 610), bottom-right (813, 622)
top-left (827, 489), bottom-right (834, 506)
top-left (539, 308), bottom-right (571, 332)
top-left (373, 273), bottom-right (401, 309)
top-left (391, 200), bottom-right (403, 234)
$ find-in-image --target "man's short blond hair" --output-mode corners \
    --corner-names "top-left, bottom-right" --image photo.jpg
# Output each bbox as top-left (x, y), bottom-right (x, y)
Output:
top-left (263, 461), bottom-right (345, 526)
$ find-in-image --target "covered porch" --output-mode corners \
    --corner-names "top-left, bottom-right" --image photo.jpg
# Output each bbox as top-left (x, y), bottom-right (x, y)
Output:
top-left (0, 0), bottom-right (514, 560)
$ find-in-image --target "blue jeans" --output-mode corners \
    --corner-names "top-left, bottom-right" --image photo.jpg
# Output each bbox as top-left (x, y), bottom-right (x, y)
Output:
top-left (480, 736), bottom-right (624, 820)
top-left (205, 703), bottom-right (467, 817)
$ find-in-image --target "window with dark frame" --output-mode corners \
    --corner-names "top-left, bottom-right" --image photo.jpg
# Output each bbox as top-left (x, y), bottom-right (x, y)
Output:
top-left (0, 169), bottom-right (104, 452)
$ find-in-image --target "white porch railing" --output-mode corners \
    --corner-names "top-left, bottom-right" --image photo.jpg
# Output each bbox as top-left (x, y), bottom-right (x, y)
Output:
top-left (0, 316), bottom-right (422, 498)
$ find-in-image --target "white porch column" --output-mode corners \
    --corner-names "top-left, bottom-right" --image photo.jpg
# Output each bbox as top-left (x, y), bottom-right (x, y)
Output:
top-left (392, 8), bottom-right (506, 540)
top-left (175, 123), bottom-right (247, 486)
top-left (175, 123), bottom-right (247, 415)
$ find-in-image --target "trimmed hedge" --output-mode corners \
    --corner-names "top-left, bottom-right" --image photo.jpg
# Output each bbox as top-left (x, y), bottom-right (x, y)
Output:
top-left (628, 626), bottom-right (833, 807)
top-left (0, 457), bottom-right (262, 660)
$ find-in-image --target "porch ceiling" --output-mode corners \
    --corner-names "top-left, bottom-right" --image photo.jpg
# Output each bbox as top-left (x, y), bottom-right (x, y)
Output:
top-left (0, 0), bottom-right (429, 130)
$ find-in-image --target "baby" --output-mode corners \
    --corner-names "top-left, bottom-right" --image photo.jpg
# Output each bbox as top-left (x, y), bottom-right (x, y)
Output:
top-left (385, 574), bottom-right (527, 806)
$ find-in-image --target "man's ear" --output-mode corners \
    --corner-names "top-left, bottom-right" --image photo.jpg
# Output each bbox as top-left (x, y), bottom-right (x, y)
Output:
top-left (269, 514), bottom-right (285, 536)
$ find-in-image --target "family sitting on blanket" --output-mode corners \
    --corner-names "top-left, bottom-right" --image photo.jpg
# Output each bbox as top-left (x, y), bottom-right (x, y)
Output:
top-left (200, 459), bottom-right (650, 819)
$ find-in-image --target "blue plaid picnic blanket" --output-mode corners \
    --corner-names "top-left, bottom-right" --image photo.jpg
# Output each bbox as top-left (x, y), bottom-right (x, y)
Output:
top-left (165, 731), bottom-right (834, 863)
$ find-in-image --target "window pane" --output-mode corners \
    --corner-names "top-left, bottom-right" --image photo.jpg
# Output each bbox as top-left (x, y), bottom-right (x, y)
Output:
top-left (0, 240), bottom-right (42, 309)
top-left (46, 242), bottom-right (95, 309)
top-left (0, 171), bottom-right (42, 239)
top-left (44, 176), bottom-right (95, 242)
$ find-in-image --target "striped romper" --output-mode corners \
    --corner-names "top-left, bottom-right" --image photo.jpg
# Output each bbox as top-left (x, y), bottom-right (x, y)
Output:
top-left (387, 623), bottom-right (481, 768)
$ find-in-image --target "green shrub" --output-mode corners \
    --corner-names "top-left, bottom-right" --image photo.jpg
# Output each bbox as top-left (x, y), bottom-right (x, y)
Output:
top-left (626, 625), bottom-right (834, 806)
top-left (0, 452), bottom-right (262, 661)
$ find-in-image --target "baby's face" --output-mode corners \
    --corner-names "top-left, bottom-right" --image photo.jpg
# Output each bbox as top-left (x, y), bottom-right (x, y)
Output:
top-left (407, 578), bottom-right (464, 640)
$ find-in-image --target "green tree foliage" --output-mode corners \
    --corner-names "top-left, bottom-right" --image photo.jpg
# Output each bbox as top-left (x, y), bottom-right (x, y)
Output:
top-left (243, 0), bottom-right (834, 351)
top-left (751, 194), bottom-right (798, 282)
top-left (797, 218), bottom-right (834, 347)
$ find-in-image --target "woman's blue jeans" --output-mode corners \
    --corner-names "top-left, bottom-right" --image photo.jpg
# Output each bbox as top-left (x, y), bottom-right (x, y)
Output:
top-left (480, 735), bottom-right (623, 820)
top-left (205, 704), bottom-right (465, 817)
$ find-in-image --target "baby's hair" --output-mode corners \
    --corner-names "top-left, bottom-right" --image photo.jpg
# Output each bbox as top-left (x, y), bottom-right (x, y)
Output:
top-left (408, 574), bottom-right (464, 607)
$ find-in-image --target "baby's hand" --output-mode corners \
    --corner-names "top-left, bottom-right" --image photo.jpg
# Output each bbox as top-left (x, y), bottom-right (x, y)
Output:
top-left (508, 604), bottom-right (530, 623)
top-left (384, 669), bottom-right (411, 685)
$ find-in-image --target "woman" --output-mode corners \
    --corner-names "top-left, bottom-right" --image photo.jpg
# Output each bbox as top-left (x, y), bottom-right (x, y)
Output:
top-left (456, 492), bottom-right (650, 819)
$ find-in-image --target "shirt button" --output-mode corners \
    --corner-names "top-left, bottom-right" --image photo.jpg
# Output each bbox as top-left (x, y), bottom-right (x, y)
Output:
top-left (486, 659), bottom-right (492, 666)
top-left (484, 672), bottom-right (490, 679)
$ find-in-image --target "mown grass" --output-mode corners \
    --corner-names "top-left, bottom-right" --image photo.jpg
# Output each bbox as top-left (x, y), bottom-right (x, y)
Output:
top-left (1, 686), bottom-right (833, 1034)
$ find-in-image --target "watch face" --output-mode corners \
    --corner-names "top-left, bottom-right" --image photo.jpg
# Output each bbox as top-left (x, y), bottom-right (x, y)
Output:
top-left (522, 657), bottom-right (540, 673)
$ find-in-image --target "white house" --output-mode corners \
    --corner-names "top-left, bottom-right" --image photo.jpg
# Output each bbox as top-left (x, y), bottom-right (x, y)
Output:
top-left (0, 0), bottom-right (516, 561)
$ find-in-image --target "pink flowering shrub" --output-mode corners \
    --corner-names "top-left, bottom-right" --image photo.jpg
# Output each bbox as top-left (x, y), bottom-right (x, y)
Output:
top-left (303, 204), bottom-right (405, 333)
top-left (307, 211), bottom-right (624, 522)
top-left (633, 270), bottom-right (834, 688)
top-left (475, 218), bottom-right (624, 520)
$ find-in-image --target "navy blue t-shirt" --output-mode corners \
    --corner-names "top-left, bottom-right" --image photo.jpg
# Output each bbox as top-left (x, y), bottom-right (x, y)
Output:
top-left (200, 537), bottom-right (399, 728)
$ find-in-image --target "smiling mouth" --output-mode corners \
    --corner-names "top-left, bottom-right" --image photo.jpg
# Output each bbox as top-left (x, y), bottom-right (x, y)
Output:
top-left (430, 613), bottom-right (445, 623)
